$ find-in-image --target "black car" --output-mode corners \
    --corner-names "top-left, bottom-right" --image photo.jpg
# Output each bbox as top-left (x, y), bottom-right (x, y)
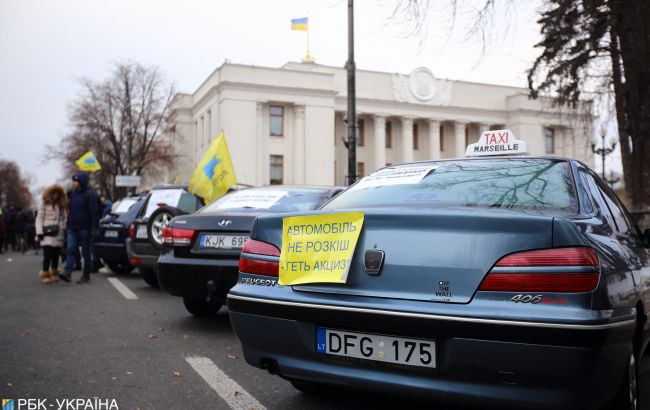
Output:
top-left (126, 184), bottom-right (204, 286)
top-left (157, 185), bottom-right (344, 316)
top-left (93, 195), bottom-right (146, 274)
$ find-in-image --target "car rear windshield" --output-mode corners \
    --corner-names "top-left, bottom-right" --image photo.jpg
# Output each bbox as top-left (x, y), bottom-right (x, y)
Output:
top-left (143, 189), bottom-right (200, 218)
top-left (324, 159), bottom-right (578, 212)
top-left (111, 198), bottom-right (138, 214)
top-left (200, 188), bottom-right (330, 213)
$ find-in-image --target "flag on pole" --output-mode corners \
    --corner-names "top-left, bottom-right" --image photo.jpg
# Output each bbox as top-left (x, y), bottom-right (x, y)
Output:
top-left (188, 132), bottom-right (237, 203)
top-left (291, 17), bottom-right (308, 31)
top-left (75, 151), bottom-right (101, 172)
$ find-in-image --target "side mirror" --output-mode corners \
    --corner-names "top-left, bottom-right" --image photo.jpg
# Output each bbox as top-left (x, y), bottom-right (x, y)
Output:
top-left (644, 229), bottom-right (650, 248)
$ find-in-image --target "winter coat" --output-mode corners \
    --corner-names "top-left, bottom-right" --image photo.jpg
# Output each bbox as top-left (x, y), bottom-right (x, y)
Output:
top-left (13, 210), bottom-right (26, 234)
top-left (36, 203), bottom-right (66, 247)
top-left (67, 173), bottom-right (99, 231)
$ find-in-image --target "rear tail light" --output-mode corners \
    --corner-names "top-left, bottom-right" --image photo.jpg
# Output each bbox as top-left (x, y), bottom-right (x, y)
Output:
top-left (479, 247), bottom-right (600, 293)
top-left (161, 226), bottom-right (195, 246)
top-left (129, 257), bottom-right (141, 265)
top-left (239, 239), bottom-right (280, 277)
top-left (128, 223), bottom-right (136, 239)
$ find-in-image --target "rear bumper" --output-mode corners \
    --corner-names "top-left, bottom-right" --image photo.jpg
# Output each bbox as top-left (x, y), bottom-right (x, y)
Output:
top-left (92, 242), bottom-right (127, 261)
top-left (157, 251), bottom-right (239, 301)
top-left (125, 238), bottom-right (158, 269)
top-left (227, 293), bottom-right (635, 409)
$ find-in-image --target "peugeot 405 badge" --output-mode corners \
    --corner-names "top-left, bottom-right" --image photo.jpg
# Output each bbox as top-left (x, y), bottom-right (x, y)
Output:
top-left (364, 250), bottom-right (385, 275)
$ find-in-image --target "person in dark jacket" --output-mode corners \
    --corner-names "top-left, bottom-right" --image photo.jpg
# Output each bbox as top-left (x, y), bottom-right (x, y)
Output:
top-left (0, 208), bottom-right (5, 253)
top-left (13, 207), bottom-right (27, 254)
top-left (60, 173), bottom-right (99, 284)
top-left (5, 203), bottom-right (17, 251)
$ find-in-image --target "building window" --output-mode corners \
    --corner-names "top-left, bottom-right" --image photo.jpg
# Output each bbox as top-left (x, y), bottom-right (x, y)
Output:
top-left (200, 115), bottom-right (205, 148)
top-left (440, 124), bottom-right (445, 151)
top-left (413, 123), bottom-right (419, 150)
top-left (270, 106), bottom-right (284, 136)
top-left (357, 119), bottom-right (365, 146)
top-left (385, 121), bottom-right (393, 148)
top-left (465, 126), bottom-right (469, 147)
top-left (358, 162), bottom-right (365, 178)
top-left (207, 110), bottom-right (212, 139)
top-left (270, 155), bottom-right (284, 184)
top-left (545, 127), bottom-right (555, 153)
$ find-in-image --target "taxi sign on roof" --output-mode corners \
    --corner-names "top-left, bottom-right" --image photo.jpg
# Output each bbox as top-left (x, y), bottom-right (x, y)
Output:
top-left (465, 129), bottom-right (528, 157)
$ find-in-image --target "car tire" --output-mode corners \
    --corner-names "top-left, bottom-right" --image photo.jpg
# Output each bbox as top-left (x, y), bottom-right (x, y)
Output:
top-left (140, 268), bottom-right (159, 287)
top-left (147, 206), bottom-right (183, 250)
top-left (612, 344), bottom-right (639, 410)
top-left (182, 296), bottom-right (221, 317)
top-left (106, 260), bottom-right (135, 275)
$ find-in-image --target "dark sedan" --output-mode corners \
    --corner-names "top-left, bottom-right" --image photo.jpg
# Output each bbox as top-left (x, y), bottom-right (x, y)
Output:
top-left (228, 157), bottom-right (650, 409)
top-left (93, 195), bottom-right (145, 274)
top-left (157, 185), bottom-right (344, 316)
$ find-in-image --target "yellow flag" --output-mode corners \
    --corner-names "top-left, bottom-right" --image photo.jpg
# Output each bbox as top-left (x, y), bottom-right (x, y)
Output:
top-left (75, 151), bottom-right (101, 172)
top-left (279, 212), bottom-right (365, 286)
top-left (188, 132), bottom-right (237, 203)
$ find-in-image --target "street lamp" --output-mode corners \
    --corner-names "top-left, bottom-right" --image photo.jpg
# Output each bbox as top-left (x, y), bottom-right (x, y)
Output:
top-left (591, 126), bottom-right (620, 187)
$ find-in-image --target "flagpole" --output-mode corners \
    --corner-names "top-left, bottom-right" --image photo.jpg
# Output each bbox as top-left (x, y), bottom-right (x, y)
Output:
top-left (303, 17), bottom-right (314, 63)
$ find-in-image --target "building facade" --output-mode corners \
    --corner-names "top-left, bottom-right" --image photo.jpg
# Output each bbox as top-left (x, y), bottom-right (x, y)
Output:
top-left (169, 62), bottom-right (594, 186)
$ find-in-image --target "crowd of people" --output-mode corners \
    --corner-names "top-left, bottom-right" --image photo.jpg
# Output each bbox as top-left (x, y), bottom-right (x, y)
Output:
top-left (1, 173), bottom-right (113, 285)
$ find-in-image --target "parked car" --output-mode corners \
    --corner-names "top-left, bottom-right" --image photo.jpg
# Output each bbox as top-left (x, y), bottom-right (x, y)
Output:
top-left (157, 185), bottom-right (344, 316)
top-left (228, 156), bottom-right (650, 409)
top-left (126, 184), bottom-right (204, 286)
top-left (93, 194), bottom-right (146, 274)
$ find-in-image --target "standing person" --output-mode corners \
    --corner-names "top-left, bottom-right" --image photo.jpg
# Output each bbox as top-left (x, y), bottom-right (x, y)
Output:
top-left (13, 207), bottom-right (27, 254)
top-left (5, 203), bottom-right (16, 251)
top-left (60, 173), bottom-right (99, 284)
top-left (0, 208), bottom-right (5, 254)
top-left (35, 186), bottom-right (67, 284)
top-left (100, 195), bottom-right (113, 217)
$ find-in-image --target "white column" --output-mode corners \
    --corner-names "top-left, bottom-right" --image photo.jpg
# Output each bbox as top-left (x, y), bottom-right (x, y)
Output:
top-left (293, 105), bottom-right (306, 184)
top-left (255, 102), bottom-right (265, 185)
top-left (428, 119), bottom-right (441, 160)
top-left (454, 121), bottom-right (468, 158)
top-left (402, 117), bottom-right (414, 163)
top-left (373, 114), bottom-right (387, 170)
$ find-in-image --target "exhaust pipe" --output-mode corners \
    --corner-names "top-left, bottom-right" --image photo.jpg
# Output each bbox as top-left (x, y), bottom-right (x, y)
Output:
top-left (261, 358), bottom-right (279, 375)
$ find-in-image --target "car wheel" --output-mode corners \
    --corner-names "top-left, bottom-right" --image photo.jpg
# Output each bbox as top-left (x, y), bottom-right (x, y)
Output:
top-left (140, 268), bottom-right (158, 287)
top-left (147, 207), bottom-right (183, 250)
top-left (182, 296), bottom-right (221, 317)
top-left (613, 344), bottom-right (639, 410)
top-left (106, 260), bottom-right (135, 275)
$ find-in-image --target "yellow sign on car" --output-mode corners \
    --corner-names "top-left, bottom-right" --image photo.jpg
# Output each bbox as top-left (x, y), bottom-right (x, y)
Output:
top-left (279, 212), bottom-right (365, 286)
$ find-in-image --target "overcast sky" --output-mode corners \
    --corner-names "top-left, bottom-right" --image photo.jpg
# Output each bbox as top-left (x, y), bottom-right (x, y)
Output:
top-left (0, 0), bottom-right (615, 197)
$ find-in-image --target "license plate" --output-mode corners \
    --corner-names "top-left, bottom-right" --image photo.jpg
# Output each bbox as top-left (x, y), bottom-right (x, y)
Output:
top-left (105, 230), bottom-right (119, 238)
top-left (200, 234), bottom-right (248, 249)
top-left (316, 327), bottom-right (436, 369)
top-left (136, 225), bottom-right (148, 239)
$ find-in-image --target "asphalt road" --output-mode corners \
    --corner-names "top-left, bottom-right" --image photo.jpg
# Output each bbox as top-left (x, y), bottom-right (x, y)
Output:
top-left (0, 252), bottom-right (455, 410)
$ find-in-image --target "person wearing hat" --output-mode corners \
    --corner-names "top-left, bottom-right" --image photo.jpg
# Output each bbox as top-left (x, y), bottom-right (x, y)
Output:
top-left (60, 173), bottom-right (99, 284)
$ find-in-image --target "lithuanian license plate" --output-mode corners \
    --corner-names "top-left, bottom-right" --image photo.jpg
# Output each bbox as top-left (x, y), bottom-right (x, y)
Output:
top-left (316, 327), bottom-right (436, 369)
top-left (105, 230), bottom-right (118, 238)
top-left (136, 225), bottom-right (148, 239)
top-left (200, 234), bottom-right (248, 249)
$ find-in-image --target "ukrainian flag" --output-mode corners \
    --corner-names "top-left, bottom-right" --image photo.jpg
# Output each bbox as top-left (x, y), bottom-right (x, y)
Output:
top-left (291, 17), bottom-right (308, 31)
top-left (188, 132), bottom-right (237, 203)
top-left (75, 151), bottom-right (101, 172)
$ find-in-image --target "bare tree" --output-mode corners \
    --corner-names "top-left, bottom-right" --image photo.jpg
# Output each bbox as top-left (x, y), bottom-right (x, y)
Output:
top-left (49, 61), bottom-right (177, 199)
top-left (0, 158), bottom-right (33, 209)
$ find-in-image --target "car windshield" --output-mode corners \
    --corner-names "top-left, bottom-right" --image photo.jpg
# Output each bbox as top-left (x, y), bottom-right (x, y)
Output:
top-left (200, 188), bottom-right (331, 213)
top-left (323, 159), bottom-right (578, 212)
top-left (111, 198), bottom-right (138, 214)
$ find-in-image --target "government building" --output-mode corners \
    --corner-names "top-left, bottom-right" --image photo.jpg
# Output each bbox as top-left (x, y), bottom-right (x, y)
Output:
top-left (168, 61), bottom-right (594, 186)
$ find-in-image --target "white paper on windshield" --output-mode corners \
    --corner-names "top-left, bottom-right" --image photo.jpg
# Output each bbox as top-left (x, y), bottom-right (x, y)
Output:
top-left (350, 165), bottom-right (438, 190)
top-left (113, 199), bottom-right (137, 214)
top-left (217, 190), bottom-right (288, 210)
top-left (145, 189), bottom-right (183, 217)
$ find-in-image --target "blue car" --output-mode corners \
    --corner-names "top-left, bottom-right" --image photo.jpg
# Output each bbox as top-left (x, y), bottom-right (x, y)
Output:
top-left (228, 151), bottom-right (650, 409)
